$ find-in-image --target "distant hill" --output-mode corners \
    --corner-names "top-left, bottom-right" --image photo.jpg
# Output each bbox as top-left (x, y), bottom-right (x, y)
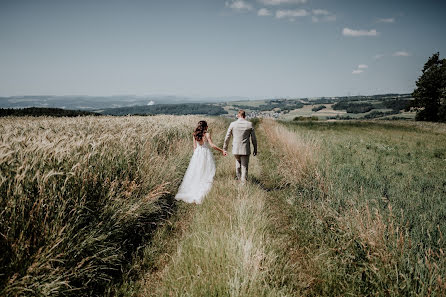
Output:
top-left (0, 93), bottom-right (414, 120)
top-left (101, 103), bottom-right (228, 116)
top-left (0, 107), bottom-right (101, 117)
top-left (0, 95), bottom-right (250, 110)
top-left (0, 95), bottom-right (161, 110)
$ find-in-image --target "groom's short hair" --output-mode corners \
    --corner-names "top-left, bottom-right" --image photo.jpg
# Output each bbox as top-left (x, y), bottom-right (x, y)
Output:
top-left (238, 110), bottom-right (246, 118)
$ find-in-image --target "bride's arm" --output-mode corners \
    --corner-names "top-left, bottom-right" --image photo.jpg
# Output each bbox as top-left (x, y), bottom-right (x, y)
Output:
top-left (205, 132), bottom-right (226, 155)
top-left (193, 135), bottom-right (197, 150)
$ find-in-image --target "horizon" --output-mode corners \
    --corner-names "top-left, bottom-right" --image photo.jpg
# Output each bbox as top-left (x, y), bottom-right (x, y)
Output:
top-left (0, 92), bottom-right (412, 100)
top-left (1, 0), bottom-right (445, 98)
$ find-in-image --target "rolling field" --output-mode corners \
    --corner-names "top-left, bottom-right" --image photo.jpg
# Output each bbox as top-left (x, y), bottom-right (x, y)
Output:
top-left (281, 104), bottom-right (347, 120)
top-left (282, 104), bottom-right (416, 120)
top-left (1, 116), bottom-right (445, 296)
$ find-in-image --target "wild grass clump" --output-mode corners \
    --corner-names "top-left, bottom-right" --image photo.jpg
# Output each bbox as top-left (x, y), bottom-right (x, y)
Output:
top-left (260, 120), bottom-right (322, 196)
top-left (0, 115), bottom-right (223, 296)
top-left (259, 119), bottom-right (446, 296)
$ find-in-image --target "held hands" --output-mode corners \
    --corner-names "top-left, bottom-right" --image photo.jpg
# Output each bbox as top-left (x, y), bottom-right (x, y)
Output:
top-left (222, 150), bottom-right (228, 156)
top-left (253, 151), bottom-right (257, 156)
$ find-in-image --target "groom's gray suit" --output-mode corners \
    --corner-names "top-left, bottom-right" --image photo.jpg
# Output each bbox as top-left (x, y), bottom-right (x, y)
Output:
top-left (223, 118), bottom-right (257, 183)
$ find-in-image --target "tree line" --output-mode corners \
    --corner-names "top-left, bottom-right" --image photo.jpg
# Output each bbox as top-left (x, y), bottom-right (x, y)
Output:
top-left (0, 107), bottom-right (100, 117)
top-left (233, 99), bottom-right (304, 113)
top-left (101, 103), bottom-right (228, 116)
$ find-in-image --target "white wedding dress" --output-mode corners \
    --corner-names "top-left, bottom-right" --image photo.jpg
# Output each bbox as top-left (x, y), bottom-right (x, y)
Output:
top-left (175, 140), bottom-right (216, 204)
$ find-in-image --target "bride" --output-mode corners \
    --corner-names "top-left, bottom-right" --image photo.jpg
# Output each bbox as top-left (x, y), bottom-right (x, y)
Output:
top-left (175, 120), bottom-right (227, 204)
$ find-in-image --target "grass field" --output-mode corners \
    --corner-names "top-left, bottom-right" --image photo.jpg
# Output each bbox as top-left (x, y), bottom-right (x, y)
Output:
top-left (262, 120), bottom-right (446, 296)
top-left (1, 116), bottom-right (445, 296)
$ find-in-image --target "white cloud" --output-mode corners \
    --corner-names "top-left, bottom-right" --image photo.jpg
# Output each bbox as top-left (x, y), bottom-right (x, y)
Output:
top-left (374, 54), bottom-right (385, 60)
top-left (393, 51), bottom-right (410, 57)
top-left (225, 0), bottom-right (253, 12)
top-left (352, 64), bottom-right (368, 74)
top-left (342, 28), bottom-right (378, 37)
top-left (311, 9), bottom-right (336, 22)
top-left (257, 8), bottom-right (271, 16)
top-left (312, 9), bottom-right (330, 16)
top-left (377, 18), bottom-right (395, 23)
top-left (259, 0), bottom-right (307, 5)
top-left (276, 9), bottom-right (308, 19)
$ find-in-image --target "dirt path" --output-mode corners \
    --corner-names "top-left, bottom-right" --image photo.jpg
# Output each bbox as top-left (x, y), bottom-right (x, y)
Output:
top-left (134, 122), bottom-right (294, 296)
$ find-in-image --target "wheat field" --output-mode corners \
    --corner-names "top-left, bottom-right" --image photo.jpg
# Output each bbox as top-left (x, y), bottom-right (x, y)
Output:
top-left (1, 116), bottom-right (445, 296)
top-left (0, 115), bottom-right (226, 296)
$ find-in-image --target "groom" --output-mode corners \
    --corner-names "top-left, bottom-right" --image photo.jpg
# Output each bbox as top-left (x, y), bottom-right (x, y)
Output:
top-left (223, 110), bottom-right (257, 184)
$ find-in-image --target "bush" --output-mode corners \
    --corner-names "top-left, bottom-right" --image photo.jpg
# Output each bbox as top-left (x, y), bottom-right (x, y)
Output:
top-left (361, 110), bottom-right (399, 119)
top-left (293, 116), bottom-right (319, 121)
top-left (332, 102), bottom-right (374, 113)
top-left (382, 99), bottom-right (412, 111)
top-left (312, 105), bottom-right (326, 112)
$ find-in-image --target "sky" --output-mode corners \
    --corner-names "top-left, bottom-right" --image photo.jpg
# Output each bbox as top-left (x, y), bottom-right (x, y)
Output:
top-left (1, 0), bottom-right (446, 98)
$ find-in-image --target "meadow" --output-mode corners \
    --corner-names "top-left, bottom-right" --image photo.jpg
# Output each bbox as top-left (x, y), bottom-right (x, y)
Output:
top-left (1, 116), bottom-right (445, 296)
top-left (260, 120), bottom-right (446, 296)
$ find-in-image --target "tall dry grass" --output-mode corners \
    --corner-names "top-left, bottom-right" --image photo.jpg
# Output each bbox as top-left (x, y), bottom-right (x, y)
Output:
top-left (0, 115), bottom-right (224, 296)
top-left (260, 119), bottom-right (320, 188)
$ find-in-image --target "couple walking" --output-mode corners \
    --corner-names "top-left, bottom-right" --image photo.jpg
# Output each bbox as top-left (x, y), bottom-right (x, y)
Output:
top-left (175, 110), bottom-right (258, 204)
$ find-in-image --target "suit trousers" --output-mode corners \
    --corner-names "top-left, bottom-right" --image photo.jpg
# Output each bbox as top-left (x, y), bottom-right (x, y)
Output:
top-left (234, 154), bottom-right (249, 182)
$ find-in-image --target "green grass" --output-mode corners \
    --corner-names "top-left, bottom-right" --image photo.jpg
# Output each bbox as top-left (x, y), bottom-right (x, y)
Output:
top-left (258, 119), bottom-right (446, 296)
top-left (291, 121), bottom-right (446, 249)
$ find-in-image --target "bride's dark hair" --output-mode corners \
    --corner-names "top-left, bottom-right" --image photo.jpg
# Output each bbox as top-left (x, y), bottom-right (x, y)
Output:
top-left (193, 120), bottom-right (208, 141)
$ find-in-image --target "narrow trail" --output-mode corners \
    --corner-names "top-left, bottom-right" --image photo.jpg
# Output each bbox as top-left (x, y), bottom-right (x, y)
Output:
top-left (137, 121), bottom-right (302, 296)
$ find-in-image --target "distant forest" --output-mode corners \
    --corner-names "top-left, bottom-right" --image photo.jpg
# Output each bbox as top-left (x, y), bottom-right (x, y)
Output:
top-left (332, 98), bottom-right (412, 114)
top-left (233, 99), bottom-right (304, 113)
top-left (101, 103), bottom-right (228, 116)
top-left (0, 107), bottom-right (100, 117)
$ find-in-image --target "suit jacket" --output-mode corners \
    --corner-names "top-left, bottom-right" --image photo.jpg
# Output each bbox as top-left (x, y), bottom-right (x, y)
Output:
top-left (223, 118), bottom-right (257, 155)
